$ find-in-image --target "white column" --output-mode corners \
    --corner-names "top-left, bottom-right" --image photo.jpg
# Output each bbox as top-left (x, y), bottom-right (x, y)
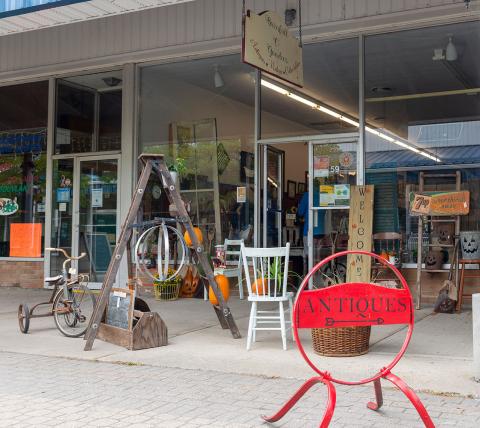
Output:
top-left (118, 63), bottom-right (136, 288)
top-left (473, 293), bottom-right (480, 382)
top-left (43, 77), bottom-right (56, 285)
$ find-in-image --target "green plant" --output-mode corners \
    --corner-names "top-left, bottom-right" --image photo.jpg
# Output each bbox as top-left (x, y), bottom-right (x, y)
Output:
top-left (168, 157), bottom-right (187, 175)
top-left (256, 259), bottom-right (302, 292)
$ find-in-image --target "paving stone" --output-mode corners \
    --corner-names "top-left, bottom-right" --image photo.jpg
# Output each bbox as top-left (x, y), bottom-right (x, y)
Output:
top-left (0, 351), bottom-right (478, 427)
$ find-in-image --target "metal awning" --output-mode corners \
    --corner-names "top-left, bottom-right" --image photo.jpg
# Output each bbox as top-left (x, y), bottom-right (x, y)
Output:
top-left (367, 145), bottom-right (480, 170)
top-left (0, 0), bottom-right (193, 36)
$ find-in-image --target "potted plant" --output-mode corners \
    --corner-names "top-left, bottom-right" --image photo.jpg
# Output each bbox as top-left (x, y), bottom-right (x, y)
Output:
top-left (153, 269), bottom-right (183, 301)
top-left (166, 157), bottom-right (186, 185)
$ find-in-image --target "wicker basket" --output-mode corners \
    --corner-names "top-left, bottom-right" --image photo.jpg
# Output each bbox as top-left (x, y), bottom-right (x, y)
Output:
top-left (311, 326), bottom-right (371, 357)
top-left (153, 280), bottom-right (182, 301)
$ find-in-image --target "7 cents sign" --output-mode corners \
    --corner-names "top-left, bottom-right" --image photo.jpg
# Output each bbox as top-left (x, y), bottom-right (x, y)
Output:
top-left (242, 10), bottom-right (304, 87)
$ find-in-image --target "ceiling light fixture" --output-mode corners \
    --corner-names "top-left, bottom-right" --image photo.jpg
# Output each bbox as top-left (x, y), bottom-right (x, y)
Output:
top-left (214, 65), bottom-right (225, 88)
top-left (445, 35), bottom-right (458, 61)
top-left (102, 77), bottom-right (122, 87)
top-left (260, 79), bottom-right (441, 163)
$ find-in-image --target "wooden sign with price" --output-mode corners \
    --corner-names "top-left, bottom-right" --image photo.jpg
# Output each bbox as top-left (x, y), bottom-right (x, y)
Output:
top-left (411, 191), bottom-right (469, 216)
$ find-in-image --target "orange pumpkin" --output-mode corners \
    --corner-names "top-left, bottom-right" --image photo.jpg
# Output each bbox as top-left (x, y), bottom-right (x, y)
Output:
top-left (252, 278), bottom-right (268, 295)
top-left (209, 274), bottom-right (230, 305)
top-left (184, 227), bottom-right (203, 247)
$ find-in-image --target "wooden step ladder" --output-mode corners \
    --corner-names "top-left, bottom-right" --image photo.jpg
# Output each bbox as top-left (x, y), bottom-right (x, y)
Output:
top-left (84, 154), bottom-right (241, 351)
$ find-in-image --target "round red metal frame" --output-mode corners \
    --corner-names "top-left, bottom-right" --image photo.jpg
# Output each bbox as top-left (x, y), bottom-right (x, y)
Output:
top-left (292, 250), bottom-right (414, 386)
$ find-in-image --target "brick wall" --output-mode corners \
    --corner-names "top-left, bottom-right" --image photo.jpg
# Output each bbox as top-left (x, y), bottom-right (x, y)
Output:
top-left (0, 261), bottom-right (44, 288)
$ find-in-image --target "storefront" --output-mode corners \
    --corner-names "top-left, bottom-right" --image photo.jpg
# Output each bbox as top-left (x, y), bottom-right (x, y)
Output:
top-left (0, 0), bottom-right (478, 303)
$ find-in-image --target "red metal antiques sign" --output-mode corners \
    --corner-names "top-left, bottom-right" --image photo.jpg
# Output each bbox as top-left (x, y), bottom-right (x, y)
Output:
top-left (262, 250), bottom-right (434, 428)
top-left (296, 283), bottom-right (411, 329)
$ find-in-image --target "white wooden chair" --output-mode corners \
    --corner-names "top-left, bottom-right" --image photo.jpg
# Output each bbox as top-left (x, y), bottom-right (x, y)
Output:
top-left (205, 239), bottom-right (244, 300)
top-left (240, 243), bottom-right (293, 350)
top-left (223, 239), bottom-right (244, 300)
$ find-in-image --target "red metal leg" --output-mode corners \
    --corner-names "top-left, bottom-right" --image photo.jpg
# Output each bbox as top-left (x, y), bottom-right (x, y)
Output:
top-left (367, 378), bottom-right (384, 411)
top-left (262, 376), bottom-right (336, 427)
top-left (384, 372), bottom-right (435, 428)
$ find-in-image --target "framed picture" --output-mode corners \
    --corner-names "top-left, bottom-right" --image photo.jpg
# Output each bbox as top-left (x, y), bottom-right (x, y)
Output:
top-left (287, 180), bottom-right (297, 199)
top-left (297, 182), bottom-right (306, 195)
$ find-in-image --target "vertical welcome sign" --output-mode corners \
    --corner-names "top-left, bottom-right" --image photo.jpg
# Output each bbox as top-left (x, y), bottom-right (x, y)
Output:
top-left (346, 185), bottom-right (374, 283)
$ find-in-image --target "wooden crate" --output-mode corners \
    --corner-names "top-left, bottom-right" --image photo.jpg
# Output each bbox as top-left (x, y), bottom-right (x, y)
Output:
top-left (97, 298), bottom-right (168, 350)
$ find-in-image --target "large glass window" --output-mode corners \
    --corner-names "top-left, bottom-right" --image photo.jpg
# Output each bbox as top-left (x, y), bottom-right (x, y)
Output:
top-left (365, 20), bottom-right (480, 266)
top-left (260, 38), bottom-right (359, 139)
top-left (0, 81), bottom-right (48, 257)
top-left (139, 55), bottom-right (256, 246)
top-left (55, 71), bottom-right (122, 154)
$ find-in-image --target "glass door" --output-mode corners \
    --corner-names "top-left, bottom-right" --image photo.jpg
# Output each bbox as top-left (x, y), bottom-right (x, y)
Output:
top-left (308, 135), bottom-right (358, 287)
top-left (262, 145), bottom-right (284, 247)
top-left (73, 156), bottom-right (119, 288)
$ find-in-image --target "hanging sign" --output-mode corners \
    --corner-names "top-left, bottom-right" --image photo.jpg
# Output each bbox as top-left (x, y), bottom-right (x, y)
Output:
top-left (242, 10), bottom-right (303, 87)
top-left (410, 191), bottom-right (469, 216)
top-left (346, 185), bottom-right (374, 283)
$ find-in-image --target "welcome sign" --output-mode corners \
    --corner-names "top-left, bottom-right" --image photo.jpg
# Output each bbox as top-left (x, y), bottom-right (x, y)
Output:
top-left (346, 185), bottom-right (374, 283)
top-left (242, 10), bottom-right (304, 87)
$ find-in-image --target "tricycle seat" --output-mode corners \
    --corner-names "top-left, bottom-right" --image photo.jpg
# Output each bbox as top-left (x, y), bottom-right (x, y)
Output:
top-left (45, 275), bottom-right (63, 283)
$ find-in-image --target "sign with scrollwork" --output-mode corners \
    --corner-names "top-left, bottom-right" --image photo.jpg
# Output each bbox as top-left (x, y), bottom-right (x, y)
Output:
top-left (296, 282), bottom-right (411, 329)
top-left (242, 10), bottom-right (303, 87)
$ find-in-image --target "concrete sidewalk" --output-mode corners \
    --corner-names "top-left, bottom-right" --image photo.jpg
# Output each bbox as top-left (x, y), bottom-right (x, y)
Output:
top-left (1, 351), bottom-right (479, 428)
top-left (0, 288), bottom-right (478, 398)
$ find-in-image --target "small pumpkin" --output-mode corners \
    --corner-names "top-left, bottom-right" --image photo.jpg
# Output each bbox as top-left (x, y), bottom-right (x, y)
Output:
top-left (252, 278), bottom-right (268, 295)
top-left (209, 274), bottom-right (230, 305)
top-left (184, 227), bottom-right (203, 247)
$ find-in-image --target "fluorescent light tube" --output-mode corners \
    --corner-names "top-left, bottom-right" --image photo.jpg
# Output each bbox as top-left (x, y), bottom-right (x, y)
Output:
top-left (260, 78), bottom-right (441, 163)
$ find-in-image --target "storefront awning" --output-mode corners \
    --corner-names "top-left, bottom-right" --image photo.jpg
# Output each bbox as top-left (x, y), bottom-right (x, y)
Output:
top-left (0, 0), bottom-right (193, 36)
top-left (367, 145), bottom-right (480, 170)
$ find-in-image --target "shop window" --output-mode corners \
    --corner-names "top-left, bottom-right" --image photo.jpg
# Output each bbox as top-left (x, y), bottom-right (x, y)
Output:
top-left (139, 54), bottom-right (255, 246)
top-left (0, 81), bottom-right (48, 257)
top-left (260, 38), bottom-right (359, 139)
top-left (55, 71), bottom-right (122, 154)
top-left (365, 20), bottom-right (480, 266)
top-left (99, 90), bottom-right (122, 151)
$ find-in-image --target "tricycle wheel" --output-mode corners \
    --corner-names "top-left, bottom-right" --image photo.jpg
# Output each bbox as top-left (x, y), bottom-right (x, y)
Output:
top-left (18, 304), bottom-right (30, 334)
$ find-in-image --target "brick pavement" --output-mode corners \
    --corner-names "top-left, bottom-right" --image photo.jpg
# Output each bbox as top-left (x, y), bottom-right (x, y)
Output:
top-left (0, 351), bottom-right (478, 427)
